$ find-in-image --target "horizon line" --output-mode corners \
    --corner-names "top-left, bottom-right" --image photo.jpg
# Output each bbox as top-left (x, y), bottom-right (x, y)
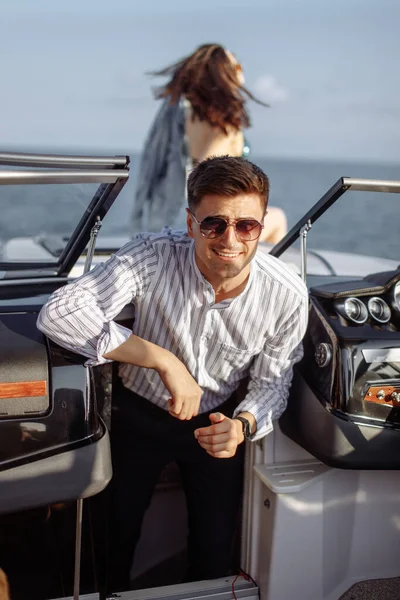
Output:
top-left (0, 142), bottom-right (399, 168)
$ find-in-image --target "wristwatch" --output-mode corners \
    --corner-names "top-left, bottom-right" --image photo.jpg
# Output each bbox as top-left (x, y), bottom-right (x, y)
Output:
top-left (235, 416), bottom-right (252, 440)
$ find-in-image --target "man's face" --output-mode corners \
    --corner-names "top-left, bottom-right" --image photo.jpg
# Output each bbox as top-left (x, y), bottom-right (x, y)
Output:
top-left (187, 193), bottom-right (265, 285)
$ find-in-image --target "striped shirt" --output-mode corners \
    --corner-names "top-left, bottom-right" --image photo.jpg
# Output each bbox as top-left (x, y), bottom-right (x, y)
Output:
top-left (37, 228), bottom-right (309, 441)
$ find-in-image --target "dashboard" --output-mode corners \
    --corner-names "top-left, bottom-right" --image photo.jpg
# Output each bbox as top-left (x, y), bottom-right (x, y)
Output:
top-left (280, 268), bottom-right (400, 469)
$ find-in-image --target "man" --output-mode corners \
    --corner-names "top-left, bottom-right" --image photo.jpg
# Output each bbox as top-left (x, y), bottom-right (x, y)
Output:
top-left (37, 156), bottom-right (308, 590)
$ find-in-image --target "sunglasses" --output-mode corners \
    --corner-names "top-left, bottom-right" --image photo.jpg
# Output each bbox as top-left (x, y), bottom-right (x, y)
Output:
top-left (188, 210), bottom-right (264, 241)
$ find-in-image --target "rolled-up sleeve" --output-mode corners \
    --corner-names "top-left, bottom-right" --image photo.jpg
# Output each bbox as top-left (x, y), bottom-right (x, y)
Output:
top-left (233, 293), bottom-right (309, 441)
top-left (37, 239), bottom-right (157, 365)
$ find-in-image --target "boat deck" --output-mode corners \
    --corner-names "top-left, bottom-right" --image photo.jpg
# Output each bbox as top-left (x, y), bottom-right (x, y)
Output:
top-left (340, 577), bottom-right (400, 599)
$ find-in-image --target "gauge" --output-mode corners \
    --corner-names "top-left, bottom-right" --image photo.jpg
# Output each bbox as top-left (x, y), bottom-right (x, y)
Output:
top-left (334, 297), bottom-right (368, 324)
top-left (343, 297), bottom-right (368, 324)
top-left (315, 342), bottom-right (332, 367)
top-left (367, 297), bottom-right (391, 324)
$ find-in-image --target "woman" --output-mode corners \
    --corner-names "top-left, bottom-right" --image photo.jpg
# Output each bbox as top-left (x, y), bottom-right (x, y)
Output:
top-left (133, 43), bottom-right (287, 243)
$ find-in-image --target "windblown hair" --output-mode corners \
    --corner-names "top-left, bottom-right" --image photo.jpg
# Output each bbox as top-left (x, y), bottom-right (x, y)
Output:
top-left (187, 156), bottom-right (269, 212)
top-left (150, 43), bottom-right (268, 134)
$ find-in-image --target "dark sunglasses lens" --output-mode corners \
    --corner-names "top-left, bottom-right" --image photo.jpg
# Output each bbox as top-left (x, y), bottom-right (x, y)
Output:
top-left (200, 217), bottom-right (227, 238)
top-left (236, 220), bottom-right (262, 240)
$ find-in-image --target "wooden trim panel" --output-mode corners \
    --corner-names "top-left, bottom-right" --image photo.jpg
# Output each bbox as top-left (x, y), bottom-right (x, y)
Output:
top-left (0, 381), bottom-right (47, 399)
top-left (364, 385), bottom-right (400, 406)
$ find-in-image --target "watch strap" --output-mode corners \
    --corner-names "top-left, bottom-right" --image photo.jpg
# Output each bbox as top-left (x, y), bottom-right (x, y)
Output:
top-left (235, 416), bottom-right (252, 439)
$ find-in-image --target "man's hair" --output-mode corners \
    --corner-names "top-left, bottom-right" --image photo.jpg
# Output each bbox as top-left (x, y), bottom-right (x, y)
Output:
top-left (187, 156), bottom-right (269, 213)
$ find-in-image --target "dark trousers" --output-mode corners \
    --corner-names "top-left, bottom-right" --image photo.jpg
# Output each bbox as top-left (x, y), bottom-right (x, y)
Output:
top-left (107, 379), bottom-right (245, 591)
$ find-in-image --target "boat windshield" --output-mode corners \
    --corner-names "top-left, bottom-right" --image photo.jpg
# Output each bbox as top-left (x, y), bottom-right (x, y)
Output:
top-left (0, 179), bottom-right (99, 264)
top-left (0, 153), bottom-right (129, 277)
top-left (271, 177), bottom-right (400, 277)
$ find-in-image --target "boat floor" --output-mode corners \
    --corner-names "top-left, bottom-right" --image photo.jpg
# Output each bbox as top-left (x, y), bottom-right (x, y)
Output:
top-left (130, 549), bottom-right (187, 590)
top-left (339, 577), bottom-right (400, 600)
top-left (129, 551), bottom-right (400, 600)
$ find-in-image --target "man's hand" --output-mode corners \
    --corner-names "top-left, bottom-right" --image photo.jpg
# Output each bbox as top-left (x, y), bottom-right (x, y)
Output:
top-left (105, 334), bottom-right (202, 421)
top-left (194, 413), bottom-right (244, 458)
top-left (157, 353), bottom-right (202, 420)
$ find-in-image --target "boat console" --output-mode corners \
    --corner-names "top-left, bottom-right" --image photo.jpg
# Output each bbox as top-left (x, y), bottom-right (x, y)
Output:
top-left (280, 268), bottom-right (400, 468)
top-left (272, 177), bottom-right (400, 469)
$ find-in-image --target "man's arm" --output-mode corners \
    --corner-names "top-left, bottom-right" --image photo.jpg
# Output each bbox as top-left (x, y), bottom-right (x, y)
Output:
top-left (37, 240), bottom-right (203, 420)
top-left (232, 295), bottom-right (309, 441)
top-left (104, 335), bottom-right (202, 420)
top-left (195, 293), bottom-right (308, 455)
top-left (37, 241), bottom-right (154, 365)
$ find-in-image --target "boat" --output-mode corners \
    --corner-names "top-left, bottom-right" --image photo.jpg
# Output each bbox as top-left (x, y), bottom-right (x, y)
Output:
top-left (0, 151), bottom-right (400, 600)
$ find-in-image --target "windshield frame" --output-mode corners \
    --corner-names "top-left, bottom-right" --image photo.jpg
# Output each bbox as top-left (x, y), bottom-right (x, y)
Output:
top-left (0, 153), bottom-right (129, 279)
top-left (269, 177), bottom-right (400, 259)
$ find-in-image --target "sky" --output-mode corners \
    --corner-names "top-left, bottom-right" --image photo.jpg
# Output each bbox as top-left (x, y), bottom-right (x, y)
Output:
top-left (1, 0), bottom-right (399, 163)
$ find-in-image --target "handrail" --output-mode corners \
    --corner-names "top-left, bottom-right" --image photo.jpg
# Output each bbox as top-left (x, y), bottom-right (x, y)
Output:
top-left (0, 169), bottom-right (129, 185)
top-left (0, 151), bottom-right (129, 169)
top-left (342, 177), bottom-right (400, 193)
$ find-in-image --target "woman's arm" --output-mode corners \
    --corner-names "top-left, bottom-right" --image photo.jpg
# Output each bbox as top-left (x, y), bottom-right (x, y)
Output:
top-left (260, 206), bottom-right (288, 244)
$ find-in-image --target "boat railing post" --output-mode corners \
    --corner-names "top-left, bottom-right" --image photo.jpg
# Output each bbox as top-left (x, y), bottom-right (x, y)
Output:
top-left (73, 217), bottom-right (102, 600)
top-left (83, 216), bottom-right (102, 275)
top-left (73, 498), bottom-right (84, 600)
top-left (300, 220), bottom-right (312, 284)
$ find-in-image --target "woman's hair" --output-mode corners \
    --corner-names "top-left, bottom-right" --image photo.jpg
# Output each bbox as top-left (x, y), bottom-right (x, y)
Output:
top-left (187, 155), bottom-right (269, 213)
top-left (150, 43), bottom-right (268, 134)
